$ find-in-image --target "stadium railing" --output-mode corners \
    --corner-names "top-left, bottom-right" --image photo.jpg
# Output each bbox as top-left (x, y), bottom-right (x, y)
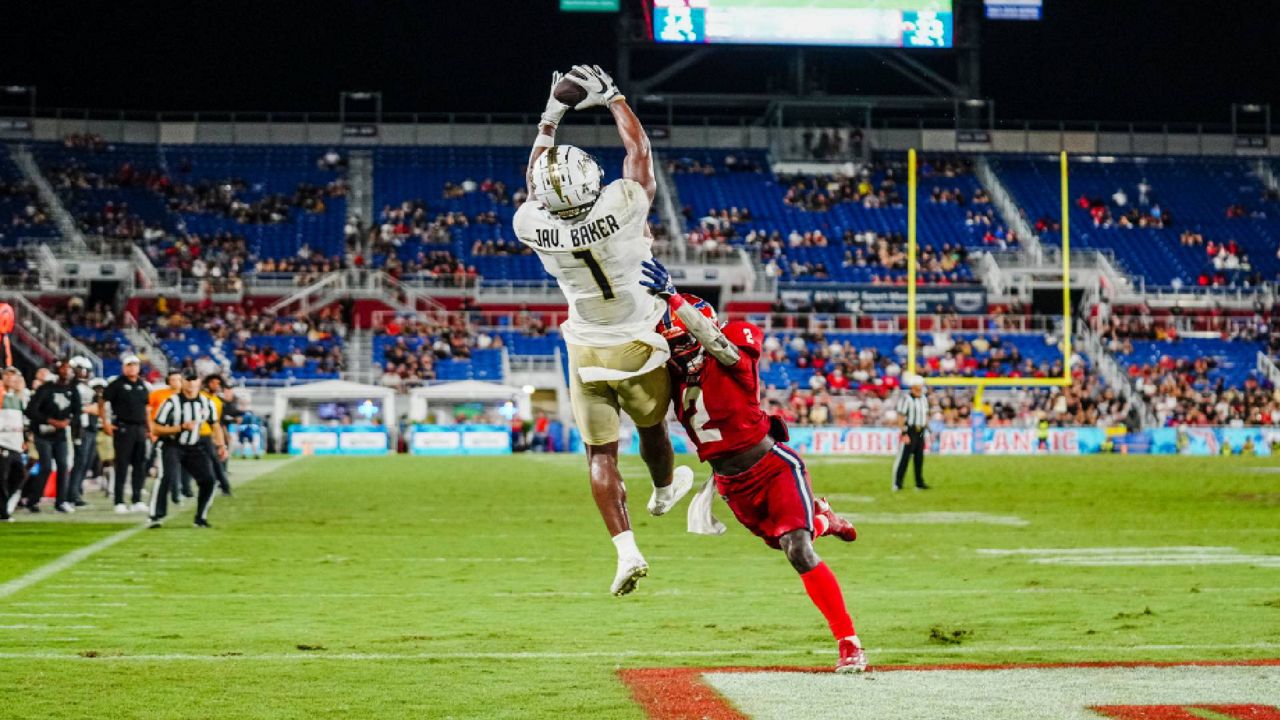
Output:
top-left (1076, 319), bottom-right (1157, 428)
top-left (1256, 352), bottom-right (1280, 388)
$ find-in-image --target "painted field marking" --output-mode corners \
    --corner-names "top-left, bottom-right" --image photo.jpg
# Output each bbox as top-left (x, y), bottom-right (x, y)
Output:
top-left (623, 660), bottom-right (1280, 720)
top-left (849, 512), bottom-right (1029, 526)
top-left (979, 547), bottom-right (1280, 568)
top-left (9, 602), bottom-right (127, 608)
top-left (0, 528), bottom-right (148, 600)
top-left (0, 613), bottom-right (104, 618)
top-left (0, 457), bottom-right (297, 600)
top-left (819, 493), bottom-right (876, 504)
top-left (0, 624), bottom-right (97, 630)
top-left (0, 645), bottom-right (1277, 663)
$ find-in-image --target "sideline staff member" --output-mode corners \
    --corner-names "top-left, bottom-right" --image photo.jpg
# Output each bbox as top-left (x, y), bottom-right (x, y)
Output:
top-left (892, 374), bottom-right (931, 492)
top-left (103, 355), bottom-right (153, 512)
top-left (26, 360), bottom-right (80, 513)
top-left (151, 370), bottom-right (228, 528)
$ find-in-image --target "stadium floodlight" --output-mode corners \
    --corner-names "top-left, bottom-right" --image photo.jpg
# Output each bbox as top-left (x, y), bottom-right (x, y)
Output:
top-left (904, 148), bottom-right (1073, 401)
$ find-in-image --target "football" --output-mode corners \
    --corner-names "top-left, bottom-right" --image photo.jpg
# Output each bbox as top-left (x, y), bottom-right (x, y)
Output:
top-left (553, 75), bottom-right (587, 107)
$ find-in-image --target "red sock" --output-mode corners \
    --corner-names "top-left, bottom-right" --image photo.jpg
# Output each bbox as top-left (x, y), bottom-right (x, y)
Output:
top-left (800, 562), bottom-right (856, 640)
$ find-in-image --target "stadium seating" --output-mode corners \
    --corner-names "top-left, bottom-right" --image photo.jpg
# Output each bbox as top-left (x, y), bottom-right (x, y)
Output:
top-left (1115, 337), bottom-right (1267, 389)
top-left (32, 142), bottom-right (347, 262)
top-left (670, 151), bottom-right (995, 283)
top-left (372, 146), bottom-right (662, 282)
top-left (0, 153), bottom-right (58, 247)
top-left (756, 331), bottom-right (1074, 390)
top-left (155, 326), bottom-right (342, 383)
top-left (990, 156), bottom-right (1280, 287)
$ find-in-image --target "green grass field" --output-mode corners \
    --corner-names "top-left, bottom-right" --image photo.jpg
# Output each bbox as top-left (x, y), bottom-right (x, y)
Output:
top-left (0, 454), bottom-right (1277, 719)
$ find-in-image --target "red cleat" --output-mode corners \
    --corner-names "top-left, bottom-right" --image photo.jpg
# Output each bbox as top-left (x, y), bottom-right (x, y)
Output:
top-left (836, 636), bottom-right (867, 673)
top-left (814, 497), bottom-right (857, 542)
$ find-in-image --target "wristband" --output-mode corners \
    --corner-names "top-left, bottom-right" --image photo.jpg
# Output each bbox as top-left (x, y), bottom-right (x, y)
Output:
top-left (533, 133), bottom-right (555, 149)
top-left (541, 99), bottom-right (569, 128)
top-left (607, 94), bottom-right (626, 106)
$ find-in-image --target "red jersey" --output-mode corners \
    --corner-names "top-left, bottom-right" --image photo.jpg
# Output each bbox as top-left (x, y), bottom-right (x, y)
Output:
top-left (673, 321), bottom-right (771, 462)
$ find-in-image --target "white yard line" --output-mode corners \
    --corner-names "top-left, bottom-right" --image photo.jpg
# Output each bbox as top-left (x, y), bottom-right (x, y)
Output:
top-left (0, 528), bottom-right (149, 600)
top-left (0, 612), bottom-right (104, 618)
top-left (0, 458), bottom-right (297, 601)
top-left (0, 624), bottom-right (97, 630)
top-left (0, 642), bottom-right (1277, 662)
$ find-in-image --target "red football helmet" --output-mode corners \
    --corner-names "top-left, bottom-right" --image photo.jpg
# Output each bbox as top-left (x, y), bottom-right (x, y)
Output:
top-left (656, 294), bottom-right (717, 378)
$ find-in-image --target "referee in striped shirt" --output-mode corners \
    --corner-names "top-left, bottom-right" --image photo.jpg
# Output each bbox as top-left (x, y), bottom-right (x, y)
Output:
top-left (150, 370), bottom-right (228, 528)
top-left (892, 374), bottom-right (931, 491)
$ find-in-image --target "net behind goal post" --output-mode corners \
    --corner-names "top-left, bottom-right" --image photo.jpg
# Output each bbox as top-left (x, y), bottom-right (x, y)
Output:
top-left (903, 148), bottom-right (1073, 405)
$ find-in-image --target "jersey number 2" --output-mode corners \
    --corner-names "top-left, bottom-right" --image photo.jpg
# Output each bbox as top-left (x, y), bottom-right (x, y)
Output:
top-left (682, 387), bottom-right (722, 443)
top-left (570, 249), bottom-right (615, 299)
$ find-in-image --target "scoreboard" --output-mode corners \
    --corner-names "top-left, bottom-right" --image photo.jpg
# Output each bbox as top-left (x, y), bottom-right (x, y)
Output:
top-left (651, 0), bottom-right (954, 48)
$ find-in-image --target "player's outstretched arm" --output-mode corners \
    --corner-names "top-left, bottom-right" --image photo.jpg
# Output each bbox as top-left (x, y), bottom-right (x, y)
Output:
top-left (526, 71), bottom-right (571, 197)
top-left (609, 98), bottom-right (656, 204)
top-left (641, 259), bottom-right (740, 366)
top-left (565, 64), bottom-right (655, 205)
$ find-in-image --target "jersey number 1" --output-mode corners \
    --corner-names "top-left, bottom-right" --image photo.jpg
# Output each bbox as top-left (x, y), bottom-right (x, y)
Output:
top-left (682, 387), bottom-right (722, 443)
top-left (571, 249), bottom-right (615, 300)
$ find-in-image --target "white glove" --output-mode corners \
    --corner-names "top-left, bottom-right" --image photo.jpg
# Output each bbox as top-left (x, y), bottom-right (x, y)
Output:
top-left (564, 64), bottom-right (624, 110)
top-left (541, 71), bottom-right (570, 128)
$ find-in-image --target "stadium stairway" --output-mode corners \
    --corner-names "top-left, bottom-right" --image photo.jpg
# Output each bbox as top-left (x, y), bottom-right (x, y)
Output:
top-left (7, 145), bottom-right (83, 249)
top-left (343, 327), bottom-right (373, 384)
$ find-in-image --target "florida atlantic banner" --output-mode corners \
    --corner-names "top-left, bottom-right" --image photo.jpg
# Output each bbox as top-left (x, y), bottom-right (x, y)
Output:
top-left (572, 424), bottom-right (1271, 456)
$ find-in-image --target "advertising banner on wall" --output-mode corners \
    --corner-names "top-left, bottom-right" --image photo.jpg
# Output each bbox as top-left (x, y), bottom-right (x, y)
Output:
top-left (288, 425), bottom-right (389, 456)
top-left (1149, 427), bottom-right (1272, 456)
top-left (410, 424), bottom-right (511, 456)
top-left (779, 286), bottom-right (987, 314)
top-left (569, 424), bottom-right (1273, 457)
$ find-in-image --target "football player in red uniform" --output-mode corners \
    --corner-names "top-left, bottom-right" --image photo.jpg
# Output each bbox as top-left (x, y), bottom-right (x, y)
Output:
top-left (640, 258), bottom-right (867, 673)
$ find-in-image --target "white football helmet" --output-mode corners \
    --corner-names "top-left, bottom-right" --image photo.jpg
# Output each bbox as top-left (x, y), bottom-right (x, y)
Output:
top-left (531, 144), bottom-right (603, 220)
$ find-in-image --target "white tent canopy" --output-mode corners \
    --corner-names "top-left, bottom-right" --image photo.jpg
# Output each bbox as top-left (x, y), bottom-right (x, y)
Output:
top-left (271, 380), bottom-right (397, 436)
top-left (408, 380), bottom-right (530, 423)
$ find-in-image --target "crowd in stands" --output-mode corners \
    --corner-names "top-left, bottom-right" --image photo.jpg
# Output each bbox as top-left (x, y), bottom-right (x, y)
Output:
top-left (376, 313), bottom-right (502, 388)
top-left (147, 303), bottom-right (347, 378)
top-left (143, 231), bottom-right (251, 293)
top-left (1095, 312), bottom-right (1278, 427)
top-left (0, 178), bottom-right (51, 233)
top-left (1079, 189), bottom-right (1171, 230)
top-left (754, 328), bottom-right (1118, 428)
top-left (163, 177), bottom-right (345, 224)
top-left (254, 250), bottom-right (349, 286)
top-left (667, 153), bottom-right (763, 175)
top-left (750, 229), bottom-right (975, 284)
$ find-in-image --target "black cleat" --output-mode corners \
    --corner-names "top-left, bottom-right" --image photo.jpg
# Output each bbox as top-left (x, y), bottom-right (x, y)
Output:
top-left (24, 502), bottom-right (40, 513)
top-left (915, 483), bottom-right (931, 491)
top-left (73, 499), bottom-right (90, 508)
top-left (147, 518), bottom-right (164, 529)
top-left (193, 519), bottom-right (212, 529)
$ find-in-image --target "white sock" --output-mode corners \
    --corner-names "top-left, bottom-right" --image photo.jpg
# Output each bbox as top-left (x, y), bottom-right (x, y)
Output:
top-left (611, 530), bottom-right (641, 560)
top-left (653, 481), bottom-right (673, 501)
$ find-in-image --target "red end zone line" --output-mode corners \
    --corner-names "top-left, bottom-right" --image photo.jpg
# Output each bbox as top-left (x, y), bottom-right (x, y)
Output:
top-left (617, 659), bottom-right (1280, 720)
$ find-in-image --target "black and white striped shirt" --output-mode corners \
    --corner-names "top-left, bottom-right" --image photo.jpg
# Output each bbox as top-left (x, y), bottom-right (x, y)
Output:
top-left (897, 392), bottom-right (930, 430)
top-left (155, 393), bottom-right (218, 446)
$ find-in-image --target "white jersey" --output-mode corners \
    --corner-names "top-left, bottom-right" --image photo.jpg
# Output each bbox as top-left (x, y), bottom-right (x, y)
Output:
top-left (513, 178), bottom-right (664, 347)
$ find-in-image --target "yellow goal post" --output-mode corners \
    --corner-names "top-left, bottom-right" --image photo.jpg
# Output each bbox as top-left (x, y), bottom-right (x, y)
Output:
top-left (904, 148), bottom-right (1073, 406)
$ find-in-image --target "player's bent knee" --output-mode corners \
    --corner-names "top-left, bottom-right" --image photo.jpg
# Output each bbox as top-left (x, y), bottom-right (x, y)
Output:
top-left (778, 529), bottom-right (821, 574)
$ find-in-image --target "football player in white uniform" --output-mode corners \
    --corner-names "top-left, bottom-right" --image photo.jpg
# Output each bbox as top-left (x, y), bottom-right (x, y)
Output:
top-left (513, 65), bottom-right (693, 596)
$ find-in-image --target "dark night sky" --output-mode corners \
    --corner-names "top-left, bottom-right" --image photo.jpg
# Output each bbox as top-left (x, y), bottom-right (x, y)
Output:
top-left (2, 0), bottom-right (1277, 128)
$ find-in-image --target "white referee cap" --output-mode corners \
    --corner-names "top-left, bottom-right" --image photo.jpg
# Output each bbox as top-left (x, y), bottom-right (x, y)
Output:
top-left (904, 373), bottom-right (926, 388)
